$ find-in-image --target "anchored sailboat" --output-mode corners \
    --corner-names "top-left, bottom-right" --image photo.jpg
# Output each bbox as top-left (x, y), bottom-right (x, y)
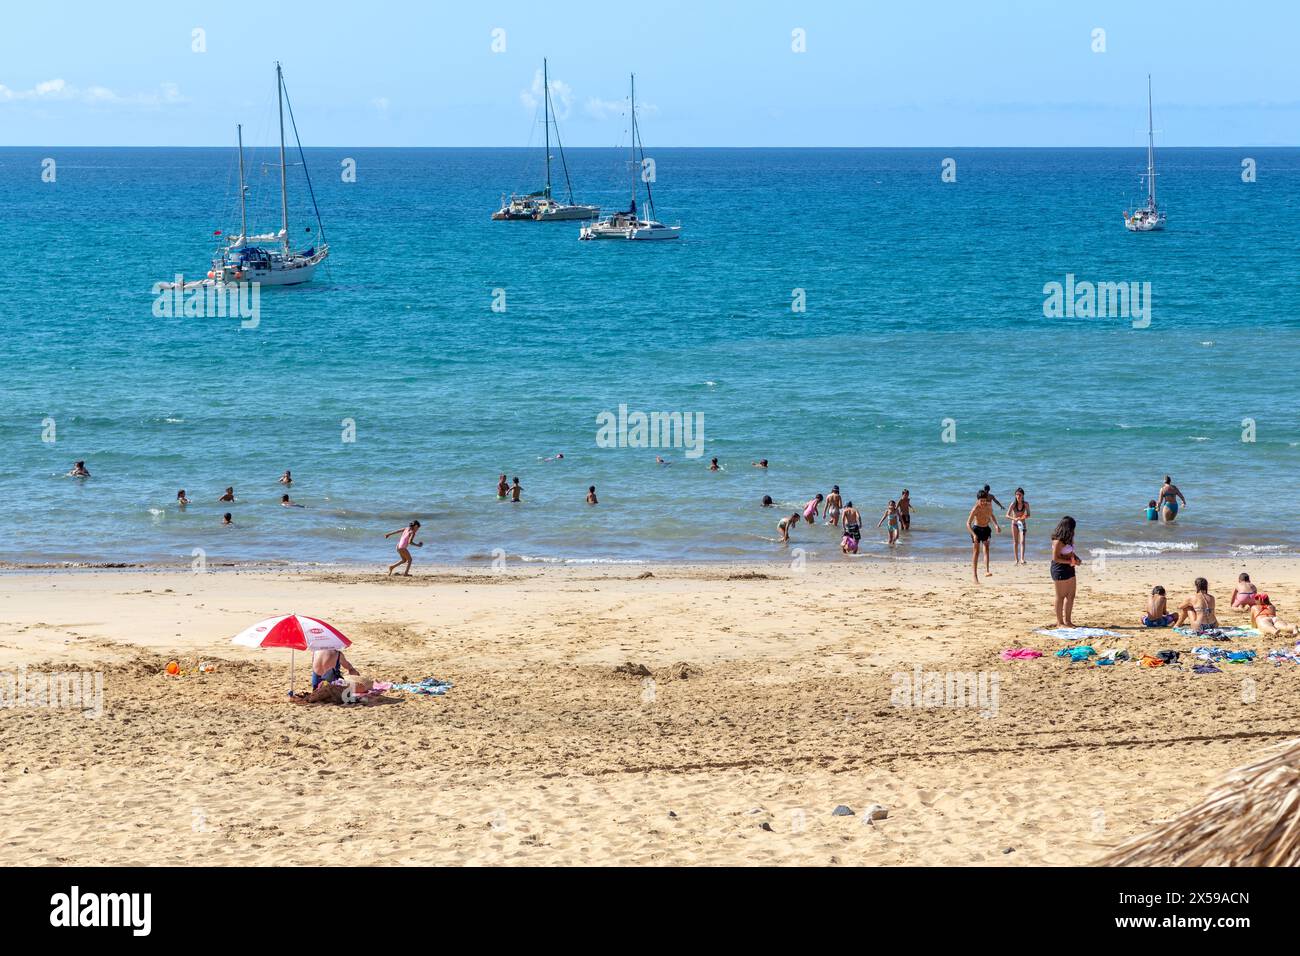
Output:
top-left (493, 59), bottom-right (599, 222)
top-left (1123, 75), bottom-right (1167, 233)
top-left (165, 62), bottom-right (328, 290)
top-left (580, 74), bottom-right (681, 241)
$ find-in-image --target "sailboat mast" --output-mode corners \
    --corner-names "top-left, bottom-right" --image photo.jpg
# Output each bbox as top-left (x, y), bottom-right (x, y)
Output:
top-left (1146, 74), bottom-right (1156, 208)
top-left (629, 74), bottom-right (637, 212)
top-left (543, 59), bottom-right (552, 199)
top-left (277, 62), bottom-right (290, 251)
top-left (236, 124), bottom-right (248, 242)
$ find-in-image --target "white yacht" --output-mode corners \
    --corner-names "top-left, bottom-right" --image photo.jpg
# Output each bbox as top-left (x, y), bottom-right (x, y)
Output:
top-left (164, 63), bottom-right (328, 290)
top-left (580, 74), bottom-right (681, 241)
top-left (1124, 75), bottom-right (1167, 233)
top-left (494, 59), bottom-right (599, 222)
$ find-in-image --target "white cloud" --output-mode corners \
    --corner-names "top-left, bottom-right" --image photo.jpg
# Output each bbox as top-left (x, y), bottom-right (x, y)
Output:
top-left (585, 96), bottom-right (658, 121)
top-left (0, 78), bottom-right (187, 106)
top-left (372, 96), bottom-right (391, 112)
top-left (520, 69), bottom-right (572, 121)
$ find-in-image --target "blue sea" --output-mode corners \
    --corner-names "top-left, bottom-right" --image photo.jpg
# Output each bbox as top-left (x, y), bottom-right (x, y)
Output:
top-left (2, 145), bottom-right (1298, 567)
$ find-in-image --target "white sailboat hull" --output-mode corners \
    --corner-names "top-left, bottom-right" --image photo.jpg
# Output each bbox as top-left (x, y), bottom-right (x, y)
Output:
top-left (534, 203), bottom-right (600, 221)
top-left (580, 218), bottom-right (681, 241)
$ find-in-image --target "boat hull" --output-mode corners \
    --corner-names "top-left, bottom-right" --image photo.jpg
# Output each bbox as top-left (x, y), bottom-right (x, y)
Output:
top-left (534, 204), bottom-right (600, 221)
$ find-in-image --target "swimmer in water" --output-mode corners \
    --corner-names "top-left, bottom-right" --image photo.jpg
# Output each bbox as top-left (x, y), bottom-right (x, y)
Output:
top-left (982, 484), bottom-right (1005, 511)
top-left (655, 456), bottom-right (672, 466)
top-left (176, 489), bottom-right (191, 508)
top-left (497, 474), bottom-right (509, 499)
top-left (802, 493), bottom-right (823, 524)
top-left (278, 470), bottom-right (292, 486)
top-left (877, 500), bottom-right (901, 546)
top-left (709, 457), bottom-right (720, 471)
top-left (511, 477), bottom-right (522, 502)
top-left (384, 520), bottom-right (423, 576)
top-left (68, 461), bottom-right (91, 478)
top-left (752, 459), bottom-right (768, 469)
top-left (761, 495), bottom-right (774, 507)
top-left (898, 490), bottom-right (913, 531)
top-left (280, 493), bottom-right (304, 508)
top-left (1006, 487), bottom-right (1030, 565)
top-left (823, 486), bottom-right (843, 526)
top-left (218, 486), bottom-right (236, 503)
top-left (222, 512), bottom-right (233, 525)
top-left (778, 513), bottom-right (800, 543)
top-left (586, 485), bottom-right (598, 505)
top-left (1145, 499), bottom-right (1159, 521)
top-left (542, 453), bottom-right (564, 462)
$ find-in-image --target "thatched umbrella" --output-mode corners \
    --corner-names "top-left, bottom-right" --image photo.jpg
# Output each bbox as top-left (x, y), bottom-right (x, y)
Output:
top-left (1098, 738), bottom-right (1300, 866)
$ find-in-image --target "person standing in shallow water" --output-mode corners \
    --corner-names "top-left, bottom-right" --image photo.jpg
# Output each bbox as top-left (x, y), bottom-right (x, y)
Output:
top-left (1050, 516), bottom-right (1083, 627)
top-left (1006, 487), bottom-right (1030, 565)
top-left (1158, 475), bottom-right (1186, 522)
top-left (496, 474), bottom-right (509, 499)
top-left (966, 489), bottom-right (1001, 583)
top-left (897, 490), bottom-right (913, 531)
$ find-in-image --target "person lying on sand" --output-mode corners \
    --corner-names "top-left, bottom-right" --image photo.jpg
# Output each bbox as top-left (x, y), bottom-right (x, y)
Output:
top-left (1175, 577), bottom-right (1218, 630)
top-left (312, 648), bottom-right (358, 690)
top-left (1251, 599), bottom-right (1298, 638)
top-left (1143, 585), bottom-right (1176, 627)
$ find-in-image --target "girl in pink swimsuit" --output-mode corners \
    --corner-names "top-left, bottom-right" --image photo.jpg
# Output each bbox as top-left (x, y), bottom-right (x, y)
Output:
top-left (385, 520), bottom-right (423, 576)
top-left (803, 494), bottom-right (824, 523)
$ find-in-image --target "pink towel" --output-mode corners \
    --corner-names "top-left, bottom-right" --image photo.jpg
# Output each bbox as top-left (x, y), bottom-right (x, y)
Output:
top-left (1000, 648), bottom-right (1043, 660)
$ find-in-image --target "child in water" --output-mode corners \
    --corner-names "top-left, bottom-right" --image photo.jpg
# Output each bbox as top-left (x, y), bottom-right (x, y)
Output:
top-left (1230, 573), bottom-right (1259, 608)
top-left (497, 474), bottom-right (509, 499)
top-left (1142, 585), bottom-right (1175, 627)
top-left (877, 500), bottom-right (901, 546)
top-left (176, 490), bottom-right (191, 508)
top-left (218, 486), bottom-right (236, 503)
top-left (840, 501), bottom-right (862, 554)
top-left (802, 493), bottom-right (823, 524)
top-left (1145, 500), bottom-right (1159, 521)
top-left (586, 485), bottom-right (599, 505)
top-left (510, 477), bottom-right (522, 502)
top-left (222, 512), bottom-right (233, 526)
top-left (778, 513), bottom-right (800, 543)
top-left (67, 461), bottom-right (91, 477)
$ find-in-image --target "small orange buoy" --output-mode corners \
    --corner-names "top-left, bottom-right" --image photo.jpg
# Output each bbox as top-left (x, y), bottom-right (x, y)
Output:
top-left (165, 660), bottom-right (181, 676)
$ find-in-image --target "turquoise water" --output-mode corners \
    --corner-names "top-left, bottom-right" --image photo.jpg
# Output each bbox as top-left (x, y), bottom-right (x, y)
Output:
top-left (2, 146), bottom-right (1298, 567)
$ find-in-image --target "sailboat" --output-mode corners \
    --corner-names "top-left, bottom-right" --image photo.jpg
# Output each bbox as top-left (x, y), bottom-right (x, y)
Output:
top-left (579, 74), bottom-right (681, 241)
top-left (167, 63), bottom-right (328, 289)
top-left (493, 59), bottom-right (599, 222)
top-left (1123, 75), bottom-right (1167, 233)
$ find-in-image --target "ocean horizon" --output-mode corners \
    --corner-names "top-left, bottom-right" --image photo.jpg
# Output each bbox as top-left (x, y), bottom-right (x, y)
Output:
top-left (3, 146), bottom-right (1298, 568)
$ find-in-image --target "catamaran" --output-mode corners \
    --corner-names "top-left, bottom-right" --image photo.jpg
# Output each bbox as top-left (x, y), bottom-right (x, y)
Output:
top-left (579, 74), bottom-right (681, 241)
top-left (1123, 75), bottom-right (1167, 233)
top-left (166, 62), bottom-right (327, 289)
top-left (493, 59), bottom-right (599, 222)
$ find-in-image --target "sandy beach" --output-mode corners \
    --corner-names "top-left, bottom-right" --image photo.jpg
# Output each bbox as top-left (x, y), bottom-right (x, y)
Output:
top-left (3, 556), bottom-right (1299, 866)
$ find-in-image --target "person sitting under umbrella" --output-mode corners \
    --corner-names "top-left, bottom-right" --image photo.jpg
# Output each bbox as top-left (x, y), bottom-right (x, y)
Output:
top-left (312, 647), bottom-right (359, 690)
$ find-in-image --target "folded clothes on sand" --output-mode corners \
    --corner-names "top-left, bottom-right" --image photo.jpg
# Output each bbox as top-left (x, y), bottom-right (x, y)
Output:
top-left (1193, 664), bottom-right (1222, 674)
top-left (392, 677), bottom-right (454, 696)
top-left (1000, 648), bottom-right (1044, 660)
top-left (1141, 614), bottom-right (1176, 628)
top-left (1267, 649), bottom-right (1300, 665)
top-left (1173, 625), bottom-right (1258, 640)
top-left (1055, 645), bottom-right (1095, 662)
top-left (1034, 627), bottom-right (1123, 641)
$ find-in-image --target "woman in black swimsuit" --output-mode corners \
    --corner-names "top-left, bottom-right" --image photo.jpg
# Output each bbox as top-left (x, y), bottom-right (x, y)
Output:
top-left (1049, 516), bottom-right (1083, 627)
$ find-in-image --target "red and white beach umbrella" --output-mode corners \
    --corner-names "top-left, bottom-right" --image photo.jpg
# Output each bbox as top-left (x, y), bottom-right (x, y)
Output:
top-left (231, 614), bottom-right (352, 695)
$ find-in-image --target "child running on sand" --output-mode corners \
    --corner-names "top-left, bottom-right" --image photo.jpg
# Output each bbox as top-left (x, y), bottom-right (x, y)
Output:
top-left (803, 493), bottom-right (824, 524)
top-left (877, 500), bottom-right (901, 546)
top-left (1231, 573), bottom-right (1259, 608)
top-left (967, 489), bottom-right (1001, 582)
top-left (385, 520), bottom-right (422, 576)
top-left (1143, 586), bottom-right (1176, 627)
top-left (1175, 577), bottom-right (1218, 631)
top-left (778, 513), bottom-right (800, 543)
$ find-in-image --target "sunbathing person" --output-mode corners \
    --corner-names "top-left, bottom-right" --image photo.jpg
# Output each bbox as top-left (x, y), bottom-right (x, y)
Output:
top-left (1252, 600), bottom-right (1298, 638)
top-left (1174, 577), bottom-right (1218, 630)
top-left (1142, 585), bottom-right (1175, 627)
top-left (311, 648), bottom-right (358, 690)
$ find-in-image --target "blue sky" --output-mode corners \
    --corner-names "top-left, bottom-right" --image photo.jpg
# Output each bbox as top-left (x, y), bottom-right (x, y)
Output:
top-left (1, 0), bottom-right (1297, 146)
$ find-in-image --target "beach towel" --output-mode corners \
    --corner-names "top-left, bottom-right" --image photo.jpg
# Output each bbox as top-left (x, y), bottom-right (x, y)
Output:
top-left (1033, 627), bottom-right (1123, 641)
top-left (1000, 648), bottom-right (1044, 661)
top-left (1192, 646), bottom-right (1225, 661)
top-left (1224, 650), bottom-right (1256, 664)
top-left (392, 677), bottom-right (454, 697)
top-left (1266, 650), bottom-right (1300, 666)
top-left (1193, 664), bottom-right (1222, 674)
top-left (1139, 654), bottom-right (1166, 668)
top-left (1173, 625), bottom-right (1258, 641)
top-left (1055, 645), bottom-right (1095, 662)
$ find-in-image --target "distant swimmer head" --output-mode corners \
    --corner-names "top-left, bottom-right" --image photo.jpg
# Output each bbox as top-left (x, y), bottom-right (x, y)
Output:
top-left (222, 512), bottom-right (232, 524)
top-left (588, 486), bottom-right (596, 493)
top-left (761, 495), bottom-right (773, 507)
top-left (177, 490), bottom-right (186, 498)
top-left (281, 494), bottom-right (290, 503)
